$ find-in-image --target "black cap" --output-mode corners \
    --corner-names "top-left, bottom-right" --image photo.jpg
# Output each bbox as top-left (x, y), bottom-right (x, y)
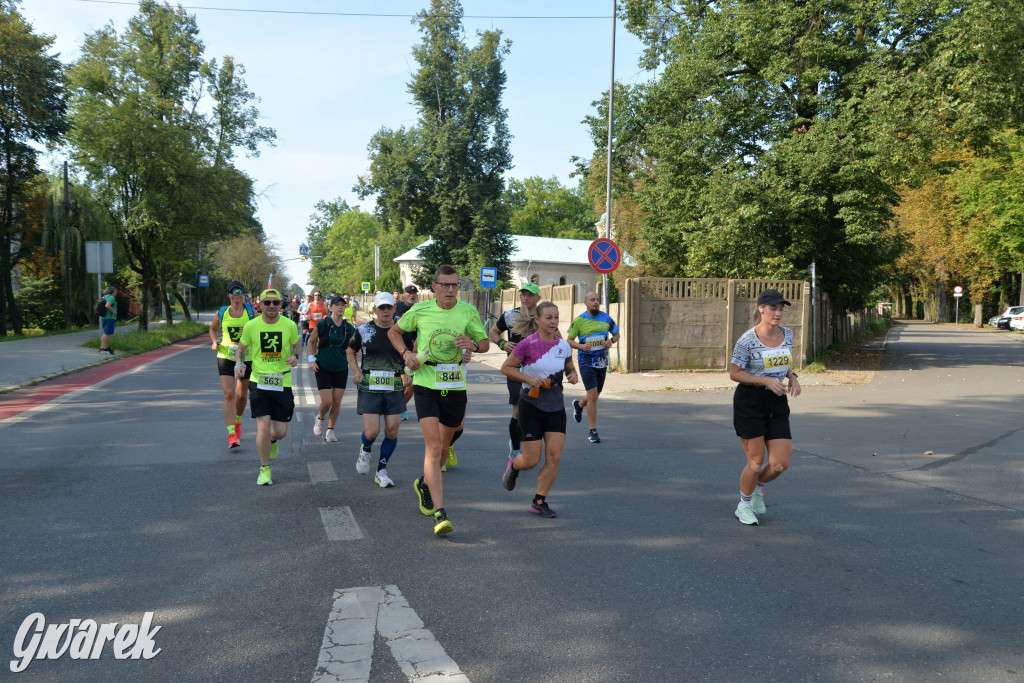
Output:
top-left (404, 285), bottom-right (418, 293)
top-left (226, 280), bottom-right (245, 294)
top-left (757, 288), bottom-right (791, 306)
top-left (328, 295), bottom-right (346, 307)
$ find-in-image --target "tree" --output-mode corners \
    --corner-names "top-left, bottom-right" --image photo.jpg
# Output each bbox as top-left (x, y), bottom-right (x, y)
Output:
top-left (209, 233), bottom-right (286, 298)
top-left (357, 0), bottom-right (514, 284)
top-left (66, 0), bottom-right (274, 330)
top-left (0, 4), bottom-right (66, 335)
top-left (587, 0), bottom-right (1024, 310)
top-left (317, 207), bottom-right (378, 295)
top-left (503, 176), bottom-right (597, 240)
top-left (306, 197), bottom-right (351, 290)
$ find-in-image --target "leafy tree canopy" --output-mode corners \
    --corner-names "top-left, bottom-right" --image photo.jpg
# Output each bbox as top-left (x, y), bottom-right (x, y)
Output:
top-left (503, 176), bottom-right (597, 240)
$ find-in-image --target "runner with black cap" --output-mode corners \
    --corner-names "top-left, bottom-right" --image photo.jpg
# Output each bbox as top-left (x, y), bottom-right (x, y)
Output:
top-left (209, 280), bottom-right (256, 448)
top-left (235, 287), bottom-right (300, 486)
top-left (308, 295), bottom-right (356, 443)
top-left (729, 287), bottom-right (802, 525)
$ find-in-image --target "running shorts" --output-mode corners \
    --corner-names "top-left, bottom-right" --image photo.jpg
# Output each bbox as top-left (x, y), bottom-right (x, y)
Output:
top-left (733, 384), bottom-right (791, 441)
top-left (518, 399), bottom-right (567, 440)
top-left (218, 358), bottom-right (252, 379)
top-left (506, 377), bottom-right (523, 405)
top-left (579, 365), bottom-right (607, 393)
top-left (412, 385), bottom-right (467, 428)
top-left (314, 368), bottom-right (348, 391)
top-left (249, 386), bottom-right (295, 422)
top-left (356, 389), bottom-right (405, 416)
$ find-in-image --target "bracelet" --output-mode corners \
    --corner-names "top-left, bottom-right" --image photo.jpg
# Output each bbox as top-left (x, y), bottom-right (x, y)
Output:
top-left (234, 362), bottom-right (245, 368)
top-left (472, 339), bottom-right (480, 352)
top-left (497, 339), bottom-right (505, 350)
top-left (308, 355), bottom-right (316, 364)
top-left (402, 349), bottom-right (410, 358)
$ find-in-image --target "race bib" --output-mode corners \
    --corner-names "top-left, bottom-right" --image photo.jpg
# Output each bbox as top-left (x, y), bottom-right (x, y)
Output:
top-left (583, 334), bottom-right (607, 352)
top-left (761, 348), bottom-right (792, 371)
top-left (433, 363), bottom-right (465, 390)
top-left (228, 343), bottom-right (238, 352)
top-left (368, 370), bottom-right (398, 392)
top-left (258, 372), bottom-right (285, 392)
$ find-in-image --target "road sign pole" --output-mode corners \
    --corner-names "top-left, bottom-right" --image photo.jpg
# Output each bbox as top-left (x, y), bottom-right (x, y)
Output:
top-left (602, 0), bottom-right (616, 313)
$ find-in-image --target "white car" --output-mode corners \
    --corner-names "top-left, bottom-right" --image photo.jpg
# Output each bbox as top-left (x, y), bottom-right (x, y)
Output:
top-left (1010, 308), bottom-right (1024, 330)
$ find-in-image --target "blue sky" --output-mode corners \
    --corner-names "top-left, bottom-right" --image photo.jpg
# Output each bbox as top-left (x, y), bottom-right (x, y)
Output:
top-left (24, 1), bottom-right (649, 286)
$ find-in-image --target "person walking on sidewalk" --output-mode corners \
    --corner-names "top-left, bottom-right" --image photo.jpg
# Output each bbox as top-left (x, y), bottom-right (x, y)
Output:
top-left (567, 291), bottom-right (619, 443)
top-left (98, 286), bottom-right (117, 355)
top-left (729, 288), bottom-right (801, 525)
top-left (209, 281), bottom-right (256, 448)
top-left (308, 295), bottom-right (355, 443)
top-left (348, 292), bottom-right (415, 488)
top-left (500, 301), bottom-right (578, 518)
top-left (489, 282), bottom-right (541, 464)
top-left (389, 265), bottom-right (489, 536)
top-left (235, 288), bottom-right (300, 486)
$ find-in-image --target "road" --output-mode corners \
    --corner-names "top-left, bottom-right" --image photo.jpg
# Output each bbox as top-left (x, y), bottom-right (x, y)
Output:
top-left (0, 321), bottom-right (1021, 681)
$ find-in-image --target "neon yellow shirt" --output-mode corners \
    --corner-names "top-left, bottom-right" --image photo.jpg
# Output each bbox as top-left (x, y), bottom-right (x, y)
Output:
top-left (396, 299), bottom-right (486, 390)
top-left (217, 306), bottom-right (255, 360)
top-left (239, 316), bottom-right (299, 389)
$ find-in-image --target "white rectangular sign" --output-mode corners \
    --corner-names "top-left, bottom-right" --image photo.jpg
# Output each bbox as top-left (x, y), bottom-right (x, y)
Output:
top-left (85, 241), bottom-right (113, 274)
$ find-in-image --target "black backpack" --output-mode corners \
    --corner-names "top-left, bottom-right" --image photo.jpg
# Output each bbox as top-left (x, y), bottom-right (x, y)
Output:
top-left (95, 298), bottom-right (108, 318)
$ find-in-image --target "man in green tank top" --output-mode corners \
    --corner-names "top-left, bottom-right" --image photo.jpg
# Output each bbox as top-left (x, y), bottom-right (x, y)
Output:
top-left (209, 280), bottom-right (254, 449)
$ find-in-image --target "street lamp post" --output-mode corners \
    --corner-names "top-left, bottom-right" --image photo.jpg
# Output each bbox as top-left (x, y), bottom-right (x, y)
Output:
top-left (63, 161), bottom-right (72, 328)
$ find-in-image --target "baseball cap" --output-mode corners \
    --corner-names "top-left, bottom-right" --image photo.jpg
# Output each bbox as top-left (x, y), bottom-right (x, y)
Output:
top-left (328, 295), bottom-right (346, 307)
top-left (226, 280), bottom-right (245, 295)
top-left (756, 288), bottom-right (791, 306)
top-left (259, 288), bottom-right (281, 300)
top-left (519, 283), bottom-right (541, 295)
top-left (403, 285), bottom-right (418, 293)
top-left (373, 292), bottom-right (396, 308)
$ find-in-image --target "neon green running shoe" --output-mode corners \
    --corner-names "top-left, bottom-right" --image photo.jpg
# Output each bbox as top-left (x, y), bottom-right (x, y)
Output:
top-left (751, 490), bottom-right (766, 515)
top-left (257, 466), bottom-right (273, 486)
top-left (433, 508), bottom-right (452, 535)
top-left (414, 477), bottom-right (434, 516)
top-left (735, 504), bottom-right (758, 525)
top-left (269, 440), bottom-right (278, 461)
top-left (446, 446), bottom-right (458, 468)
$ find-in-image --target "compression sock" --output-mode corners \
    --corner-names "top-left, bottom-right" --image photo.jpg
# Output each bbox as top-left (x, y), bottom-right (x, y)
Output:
top-left (533, 494), bottom-right (546, 506)
top-left (227, 425), bottom-right (236, 436)
top-left (509, 418), bottom-right (523, 451)
top-left (361, 431), bottom-right (375, 451)
top-left (235, 414), bottom-right (243, 423)
top-left (379, 437), bottom-right (397, 470)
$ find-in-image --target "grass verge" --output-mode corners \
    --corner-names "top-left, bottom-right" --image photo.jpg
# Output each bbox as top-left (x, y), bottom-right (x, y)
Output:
top-left (804, 317), bottom-right (895, 374)
top-left (82, 321), bottom-right (209, 355)
top-left (0, 322), bottom-right (129, 342)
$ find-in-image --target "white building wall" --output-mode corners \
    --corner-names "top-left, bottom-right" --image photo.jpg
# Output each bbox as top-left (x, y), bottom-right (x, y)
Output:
top-left (399, 261), bottom-right (599, 304)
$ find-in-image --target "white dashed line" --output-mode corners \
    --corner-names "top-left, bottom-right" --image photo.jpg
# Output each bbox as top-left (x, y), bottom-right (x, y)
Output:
top-left (308, 461), bottom-right (338, 484)
top-left (312, 585), bottom-right (468, 683)
top-left (319, 507), bottom-right (364, 541)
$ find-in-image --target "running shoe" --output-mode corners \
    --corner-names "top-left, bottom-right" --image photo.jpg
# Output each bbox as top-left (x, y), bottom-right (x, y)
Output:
top-left (502, 456), bottom-right (519, 491)
top-left (588, 429), bottom-right (601, 443)
top-left (414, 477), bottom-right (434, 515)
top-left (228, 433), bottom-right (240, 449)
top-left (325, 428), bottom-right (338, 443)
top-left (374, 469), bottom-right (395, 488)
top-left (257, 466), bottom-right (273, 486)
top-left (572, 399), bottom-right (583, 424)
top-left (433, 508), bottom-right (453, 535)
top-left (735, 504), bottom-right (759, 525)
top-left (530, 500), bottom-right (557, 518)
top-left (235, 421), bottom-right (242, 438)
top-left (446, 445), bottom-right (458, 468)
top-left (356, 448), bottom-right (371, 475)
top-left (752, 490), bottom-right (766, 515)
top-left (313, 416), bottom-right (324, 436)
top-left (401, 412), bottom-right (408, 421)
top-left (269, 441), bottom-right (278, 460)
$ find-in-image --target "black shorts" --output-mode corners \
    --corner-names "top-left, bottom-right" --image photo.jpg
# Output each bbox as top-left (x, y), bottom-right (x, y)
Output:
top-left (518, 399), bottom-right (567, 441)
top-left (217, 358), bottom-right (251, 379)
top-left (314, 368), bottom-right (348, 391)
top-left (249, 386), bottom-right (295, 422)
top-left (506, 378), bottom-right (523, 405)
top-left (357, 389), bottom-right (405, 416)
top-left (579, 365), bottom-right (607, 392)
top-left (413, 385), bottom-right (467, 428)
top-left (733, 384), bottom-right (791, 441)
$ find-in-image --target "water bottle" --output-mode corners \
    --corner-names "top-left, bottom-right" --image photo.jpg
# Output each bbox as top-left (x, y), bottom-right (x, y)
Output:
top-left (404, 350), bottom-right (428, 375)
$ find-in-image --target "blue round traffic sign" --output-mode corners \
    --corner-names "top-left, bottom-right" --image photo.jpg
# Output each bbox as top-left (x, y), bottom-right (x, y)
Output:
top-left (588, 238), bottom-right (621, 274)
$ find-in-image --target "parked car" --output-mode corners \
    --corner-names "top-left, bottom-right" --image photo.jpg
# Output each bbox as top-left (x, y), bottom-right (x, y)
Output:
top-left (988, 314), bottom-right (1002, 327)
top-left (1011, 308), bottom-right (1024, 330)
top-left (997, 306), bottom-right (1024, 330)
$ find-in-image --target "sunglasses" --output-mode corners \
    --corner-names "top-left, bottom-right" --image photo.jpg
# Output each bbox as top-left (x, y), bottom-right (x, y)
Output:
top-left (262, 299), bottom-right (282, 306)
top-left (229, 288), bottom-right (244, 295)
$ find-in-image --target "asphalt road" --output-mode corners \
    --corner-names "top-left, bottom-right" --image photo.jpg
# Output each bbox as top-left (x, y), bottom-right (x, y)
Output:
top-left (0, 321), bottom-right (1021, 681)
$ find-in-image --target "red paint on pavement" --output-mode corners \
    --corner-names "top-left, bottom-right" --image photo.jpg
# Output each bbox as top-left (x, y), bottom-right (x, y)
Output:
top-left (0, 337), bottom-right (206, 422)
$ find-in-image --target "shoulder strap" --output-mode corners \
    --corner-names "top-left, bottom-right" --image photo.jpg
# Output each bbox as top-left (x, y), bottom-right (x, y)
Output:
top-left (218, 305), bottom-right (227, 322)
top-left (244, 303), bottom-right (255, 319)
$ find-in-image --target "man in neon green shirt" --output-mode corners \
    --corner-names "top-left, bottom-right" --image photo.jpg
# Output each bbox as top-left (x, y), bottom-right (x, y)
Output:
top-left (236, 288), bottom-right (299, 486)
top-left (389, 265), bottom-right (489, 536)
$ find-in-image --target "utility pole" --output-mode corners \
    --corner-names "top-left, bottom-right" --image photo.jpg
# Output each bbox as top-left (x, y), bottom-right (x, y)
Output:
top-left (602, 0), bottom-right (616, 312)
top-left (63, 161), bottom-right (72, 329)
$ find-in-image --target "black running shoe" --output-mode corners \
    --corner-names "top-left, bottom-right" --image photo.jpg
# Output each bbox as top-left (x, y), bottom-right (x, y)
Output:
top-left (414, 477), bottom-right (434, 516)
top-left (530, 500), bottom-right (557, 518)
top-left (502, 456), bottom-right (519, 491)
top-left (588, 429), bottom-right (600, 444)
top-left (572, 399), bottom-right (583, 424)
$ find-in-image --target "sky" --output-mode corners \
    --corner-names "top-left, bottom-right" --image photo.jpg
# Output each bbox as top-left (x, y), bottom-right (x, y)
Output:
top-left (23, 0), bottom-right (650, 287)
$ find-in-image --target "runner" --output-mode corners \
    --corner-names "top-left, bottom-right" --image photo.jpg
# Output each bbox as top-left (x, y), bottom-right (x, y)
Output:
top-left (235, 288), bottom-right (300, 486)
top-left (307, 290), bottom-right (326, 346)
top-left (298, 295), bottom-right (312, 346)
top-left (500, 301), bottom-right (577, 517)
top-left (308, 295), bottom-right (355, 443)
top-left (389, 265), bottom-right (489, 535)
top-left (347, 292), bottom-right (415, 488)
top-left (729, 288), bottom-right (801, 525)
top-left (488, 282), bottom-right (541, 463)
top-left (209, 280), bottom-right (256, 448)
top-left (567, 291), bottom-right (620, 444)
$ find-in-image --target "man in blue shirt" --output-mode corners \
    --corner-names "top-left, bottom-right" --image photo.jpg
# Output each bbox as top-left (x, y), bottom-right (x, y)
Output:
top-left (567, 291), bottom-right (619, 443)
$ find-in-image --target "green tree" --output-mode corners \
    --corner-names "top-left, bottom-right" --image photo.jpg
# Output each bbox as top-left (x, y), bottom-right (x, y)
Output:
top-left (306, 197), bottom-right (351, 290)
top-left (209, 232), bottom-right (286, 298)
top-left (317, 207), bottom-right (379, 295)
top-left (357, 0), bottom-right (514, 284)
top-left (0, 3), bottom-right (67, 335)
top-left (503, 176), bottom-right (596, 239)
top-left (66, 0), bottom-right (274, 330)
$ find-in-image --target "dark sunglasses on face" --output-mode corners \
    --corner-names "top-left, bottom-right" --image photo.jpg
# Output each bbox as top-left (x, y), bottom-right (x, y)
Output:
top-left (263, 299), bottom-right (281, 306)
top-left (229, 288), bottom-right (244, 295)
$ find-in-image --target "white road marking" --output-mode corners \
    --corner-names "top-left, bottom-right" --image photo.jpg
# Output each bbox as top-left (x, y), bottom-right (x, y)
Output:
top-left (319, 507), bottom-right (364, 541)
top-left (312, 585), bottom-right (469, 683)
top-left (309, 461), bottom-right (338, 484)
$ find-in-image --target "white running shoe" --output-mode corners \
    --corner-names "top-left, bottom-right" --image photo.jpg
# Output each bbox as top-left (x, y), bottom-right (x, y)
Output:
top-left (752, 490), bottom-right (766, 515)
top-left (735, 504), bottom-right (759, 525)
top-left (374, 469), bottom-right (395, 488)
top-left (313, 416), bottom-right (324, 436)
top-left (325, 428), bottom-right (338, 442)
top-left (356, 447), bottom-right (371, 474)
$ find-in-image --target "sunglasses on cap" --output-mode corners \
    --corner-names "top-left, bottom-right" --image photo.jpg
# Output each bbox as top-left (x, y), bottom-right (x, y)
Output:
top-left (262, 299), bottom-right (282, 306)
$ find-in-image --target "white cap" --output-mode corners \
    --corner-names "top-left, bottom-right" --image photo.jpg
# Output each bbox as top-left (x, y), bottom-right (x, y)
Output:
top-left (373, 291), bottom-right (396, 308)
